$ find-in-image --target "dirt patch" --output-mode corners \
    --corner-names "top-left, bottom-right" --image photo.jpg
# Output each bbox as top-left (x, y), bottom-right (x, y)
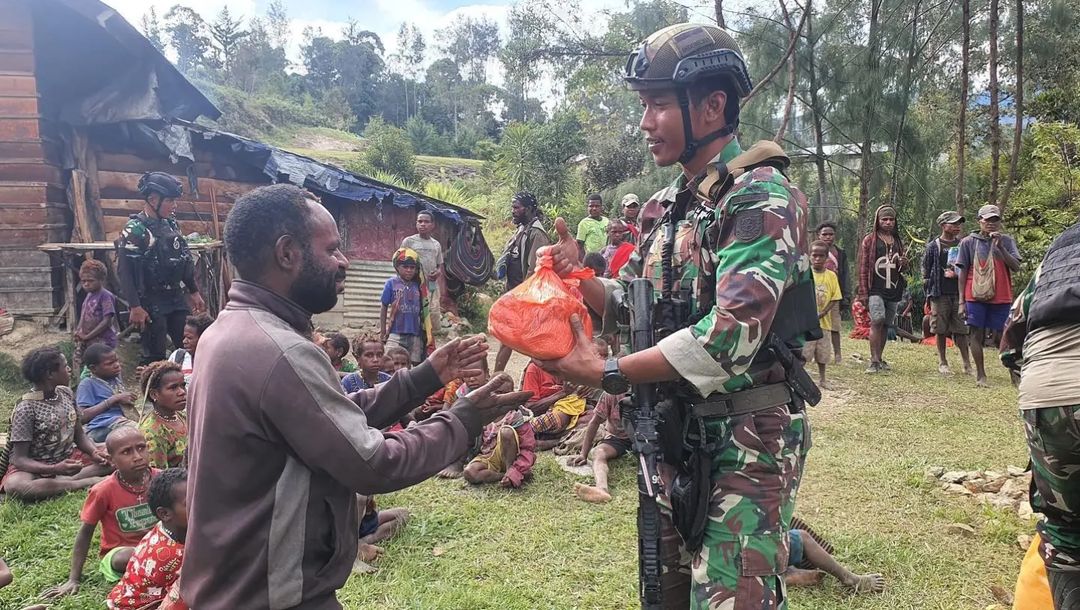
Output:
top-left (0, 319), bottom-right (70, 361)
top-left (290, 130), bottom-right (363, 152)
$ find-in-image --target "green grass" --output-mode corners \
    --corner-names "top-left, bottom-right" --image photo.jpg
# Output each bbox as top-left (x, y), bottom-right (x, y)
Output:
top-left (0, 336), bottom-right (1032, 608)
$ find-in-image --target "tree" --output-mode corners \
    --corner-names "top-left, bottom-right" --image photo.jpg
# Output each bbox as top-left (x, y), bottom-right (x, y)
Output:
top-left (437, 15), bottom-right (500, 84)
top-left (357, 117), bottom-right (417, 183)
top-left (140, 7), bottom-right (165, 53)
top-left (988, 0), bottom-right (1001, 206)
top-left (210, 6), bottom-right (248, 78)
top-left (164, 6), bottom-right (215, 75)
top-left (265, 0), bottom-right (290, 51)
top-left (1001, 0), bottom-right (1024, 212)
top-left (957, 0), bottom-right (971, 215)
top-left (857, 0), bottom-right (884, 234)
top-left (300, 23), bottom-right (386, 128)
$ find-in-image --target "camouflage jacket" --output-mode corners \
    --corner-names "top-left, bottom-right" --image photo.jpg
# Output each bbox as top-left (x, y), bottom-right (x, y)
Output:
top-left (115, 213), bottom-right (197, 307)
top-left (597, 138), bottom-right (814, 397)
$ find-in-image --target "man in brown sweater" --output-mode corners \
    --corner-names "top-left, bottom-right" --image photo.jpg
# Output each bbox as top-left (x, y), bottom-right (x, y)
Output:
top-left (183, 184), bottom-right (530, 609)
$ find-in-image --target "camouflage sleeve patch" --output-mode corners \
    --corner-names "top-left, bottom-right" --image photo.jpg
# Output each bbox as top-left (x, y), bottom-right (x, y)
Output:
top-left (118, 218), bottom-right (150, 253)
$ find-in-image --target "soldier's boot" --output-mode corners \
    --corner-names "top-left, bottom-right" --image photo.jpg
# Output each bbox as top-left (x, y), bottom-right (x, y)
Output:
top-left (1049, 568), bottom-right (1080, 610)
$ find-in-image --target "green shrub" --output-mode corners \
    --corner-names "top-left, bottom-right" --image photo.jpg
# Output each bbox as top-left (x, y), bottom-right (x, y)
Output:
top-left (355, 117), bottom-right (418, 184)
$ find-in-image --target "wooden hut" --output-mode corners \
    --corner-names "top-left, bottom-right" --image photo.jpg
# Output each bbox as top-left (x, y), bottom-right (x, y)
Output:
top-left (0, 0), bottom-right (485, 329)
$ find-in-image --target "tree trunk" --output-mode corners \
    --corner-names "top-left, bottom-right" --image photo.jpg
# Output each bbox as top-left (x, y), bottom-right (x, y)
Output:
top-left (889, 0), bottom-right (922, 208)
top-left (715, 0), bottom-right (726, 28)
top-left (956, 0), bottom-right (970, 215)
top-left (989, 0), bottom-right (1001, 206)
top-left (774, 0), bottom-right (798, 143)
top-left (1000, 0), bottom-right (1023, 213)
top-left (857, 0), bottom-right (883, 235)
top-left (806, 0), bottom-right (829, 221)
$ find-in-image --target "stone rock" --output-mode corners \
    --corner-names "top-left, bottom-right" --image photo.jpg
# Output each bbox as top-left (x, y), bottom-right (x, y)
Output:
top-left (982, 476), bottom-right (1008, 494)
top-left (964, 479), bottom-right (987, 493)
top-left (985, 494), bottom-right (1019, 511)
top-left (968, 470), bottom-right (985, 481)
top-left (941, 470), bottom-right (968, 484)
top-left (1018, 534), bottom-right (1034, 551)
top-left (984, 470), bottom-right (1004, 481)
top-left (1000, 478), bottom-right (1028, 500)
top-left (926, 466), bottom-right (946, 479)
top-left (946, 523), bottom-right (976, 536)
top-left (1018, 501), bottom-right (1035, 521)
top-left (476, 293), bottom-right (494, 307)
top-left (945, 483), bottom-right (973, 496)
top-left (1007, 465), bottom-right (1027, 477)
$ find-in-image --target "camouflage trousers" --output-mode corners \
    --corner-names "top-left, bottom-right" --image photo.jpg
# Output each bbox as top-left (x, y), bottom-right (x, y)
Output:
top-left (1024, 406), bottom-right (1080, 572)
top-left (657, 405), bottom-right (809, 610)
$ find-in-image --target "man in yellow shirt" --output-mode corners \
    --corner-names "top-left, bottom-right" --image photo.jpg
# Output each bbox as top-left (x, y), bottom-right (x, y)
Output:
top-left (810, 241), bottom-right (842, 387)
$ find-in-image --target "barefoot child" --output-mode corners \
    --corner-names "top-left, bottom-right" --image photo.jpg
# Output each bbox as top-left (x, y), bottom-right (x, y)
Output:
top-left (341, 335), bottom-right (392, 393)
top-left (528, 339), bottom-right (608, 448)
top-left (570, 391), bottom-right (630, 503)
top-left (138, 361), bottom-right (188, 468)
top-left (353, 494), bottom-right (410, 573)
top-left (42, 427), bottom-right (159, 599)
top-left (784, 520), bottom-right (885, 594)
top-left (73, 258), bottom-right (119, 376)
top-left (463, 408), bottom-right (536, 488)
top-left (0, 347), bottom-right (111, 502)
top-left (381, 248), bottom-right (431, 366)
top-left (76, 343), bottom-right (137, 442)
top-left (809, 241), bottom-right (842, 388)
top-left (107, 468), bottom-right (188, 609)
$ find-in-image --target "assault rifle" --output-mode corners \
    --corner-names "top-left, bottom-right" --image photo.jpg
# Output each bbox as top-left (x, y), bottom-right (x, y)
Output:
top-left (621, 277), bottom-right (665, 610)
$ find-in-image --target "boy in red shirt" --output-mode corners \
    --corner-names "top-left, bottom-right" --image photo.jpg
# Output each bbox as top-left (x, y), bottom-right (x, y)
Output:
top-left (42, 427), bottom-right (158, 600)
top-left (107, 468), bottom-right (188, 609)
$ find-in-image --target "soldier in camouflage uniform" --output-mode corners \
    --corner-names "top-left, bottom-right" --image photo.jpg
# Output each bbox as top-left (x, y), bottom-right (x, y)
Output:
top-left (1001, 218), bottom-right (1080, 609)
top-left (116, 172), bottom-right (206, 365)
top-left (537, 23), bottom-right (819, 609)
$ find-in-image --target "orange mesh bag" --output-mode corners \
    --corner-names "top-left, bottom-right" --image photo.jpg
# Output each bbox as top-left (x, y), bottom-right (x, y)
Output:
top-left (488, 255), bottom-right (594, 360)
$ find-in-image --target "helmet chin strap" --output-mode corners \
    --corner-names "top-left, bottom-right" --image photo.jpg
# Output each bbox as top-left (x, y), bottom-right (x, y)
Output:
top-left (676, 88), bottom-right (737, 166)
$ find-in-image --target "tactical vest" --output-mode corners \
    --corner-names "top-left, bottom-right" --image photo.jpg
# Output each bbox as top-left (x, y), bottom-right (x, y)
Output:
top-left (131, 214), bottom-right (193, 293)
top-left (690, 141), bottom-right (822, 350)
top-left (1028, 221), bottom-right (1080, 333)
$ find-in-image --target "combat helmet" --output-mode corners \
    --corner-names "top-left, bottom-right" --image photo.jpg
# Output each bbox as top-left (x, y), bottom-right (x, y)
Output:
top-left (624, 23), bottom-right (753, 164)
top-left (137, 172), bottom-right (183, 200)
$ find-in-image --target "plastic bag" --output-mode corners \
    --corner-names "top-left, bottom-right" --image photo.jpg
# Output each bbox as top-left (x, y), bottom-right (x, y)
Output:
top-left (488, 256), bottom-right (594, 360)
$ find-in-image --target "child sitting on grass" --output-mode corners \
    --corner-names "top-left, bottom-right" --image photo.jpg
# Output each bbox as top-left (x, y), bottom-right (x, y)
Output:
top-left (73, 258), bottom-right (118, 376)
top-left (76, 343), bottom-right (137, 442)
top-left (341, 335), bottom-right (391, 393)
top-left (808, 240), bottom-right (842, 389)
top-left (106, 468), bottom-right (188, 609)
top-left (168, 313), bottom-right (214, 385)
top-left (42, 427), bottom-right (159, 599)
top-left (138, 361), bottom-right (188, 468)
top-left (783, 518), bottom-right (885, 594)
top-left (528, 339), bottom-right (609, 450)
top-left (570, 391), bottom-right (630, 503)
top-left (353, 494), bottom-right (410, 573)
top-left (463, 406), bottom-right (536, 489)
top-left (0, 347), bottom-right (111, 502)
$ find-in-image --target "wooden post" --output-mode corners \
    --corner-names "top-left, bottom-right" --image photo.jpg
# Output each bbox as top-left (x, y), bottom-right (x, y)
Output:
top-left (68, 169), bottom-right (92, 243)
top-left (209, 185), bottom-right (222, 239)
top-left (63, 252), bottom-right (76, 331)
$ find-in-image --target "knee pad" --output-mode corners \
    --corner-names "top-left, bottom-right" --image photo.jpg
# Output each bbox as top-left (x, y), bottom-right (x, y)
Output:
top-left (1049, 568), bottom-right (1080, 610)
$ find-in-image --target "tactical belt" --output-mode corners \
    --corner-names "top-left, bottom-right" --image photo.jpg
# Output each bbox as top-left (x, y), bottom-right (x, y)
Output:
top-left (689, 382), bottom-right (793, 419)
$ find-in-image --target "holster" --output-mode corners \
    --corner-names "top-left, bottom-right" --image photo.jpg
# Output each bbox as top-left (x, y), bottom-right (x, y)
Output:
top-left (669, 440), bottom-right (712, 555)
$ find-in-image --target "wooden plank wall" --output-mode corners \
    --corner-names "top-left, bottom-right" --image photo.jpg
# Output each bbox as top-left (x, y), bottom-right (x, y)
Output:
top-left (0, 0), bottom-right (65, 315)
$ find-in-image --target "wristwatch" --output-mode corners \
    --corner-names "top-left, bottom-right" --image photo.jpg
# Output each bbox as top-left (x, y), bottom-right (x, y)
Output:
top-left (601, 358), bottom-right (630, 395)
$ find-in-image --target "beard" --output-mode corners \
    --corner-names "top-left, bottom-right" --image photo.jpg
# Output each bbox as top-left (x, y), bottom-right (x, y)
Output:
top-left (288, 247), bottom-right (342, 314)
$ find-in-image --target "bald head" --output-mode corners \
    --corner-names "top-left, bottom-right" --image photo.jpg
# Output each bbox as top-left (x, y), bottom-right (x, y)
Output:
top-left (105, 425), bottom-right (146, 454)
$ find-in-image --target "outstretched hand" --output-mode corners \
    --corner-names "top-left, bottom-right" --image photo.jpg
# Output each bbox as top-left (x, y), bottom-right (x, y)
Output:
top-left (451, 373), bottom-right (533, 428)
top-left (535, 315), bottom-right (604, 388)
top-left (537, 218), bottom-right (582, 278)
top-left (41, 578), bottom-right (80, 599)
top-left (427, 335), bottom-right (489, 385)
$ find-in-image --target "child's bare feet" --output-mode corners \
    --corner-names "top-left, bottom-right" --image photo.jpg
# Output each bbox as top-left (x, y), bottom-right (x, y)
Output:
top-left (573, 482), bottom-right (612, 503)
top-left (784, 568), bottom-right (825, 587)
top-left (358, 543), bottom-right (384, 562)
top-left (351, 558), bottom-right (377, 575)
top-left (843, 572), bottom-right (885, 594)
top-left (437, 463), bottom-right (463, 479)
